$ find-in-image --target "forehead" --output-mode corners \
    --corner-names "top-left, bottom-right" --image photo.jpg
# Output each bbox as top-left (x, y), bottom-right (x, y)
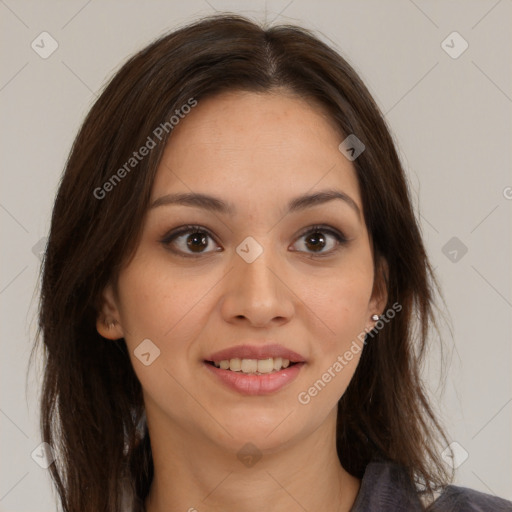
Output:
top-left (152, 90), bottom-right (362, 212)
top-left (163, 90), bottom-right (342, 156)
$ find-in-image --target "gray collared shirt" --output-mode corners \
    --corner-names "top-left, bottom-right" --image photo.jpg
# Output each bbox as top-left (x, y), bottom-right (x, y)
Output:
top-left (350, 460), bottom-right (512, 511)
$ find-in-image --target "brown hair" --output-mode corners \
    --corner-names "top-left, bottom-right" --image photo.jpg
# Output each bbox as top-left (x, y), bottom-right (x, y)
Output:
top-left (31, 13), bottom-right (453, 512)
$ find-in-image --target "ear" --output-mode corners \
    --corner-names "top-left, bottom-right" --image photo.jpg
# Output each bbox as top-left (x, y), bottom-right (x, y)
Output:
top-left (368, 257), bottom-right (389, 324)
top-left (96, 283), bottom-right (124, 340)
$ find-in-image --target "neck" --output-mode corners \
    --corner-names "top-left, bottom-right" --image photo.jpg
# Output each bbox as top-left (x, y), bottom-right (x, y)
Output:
top-left (143, 408), bottom-right (360, 512)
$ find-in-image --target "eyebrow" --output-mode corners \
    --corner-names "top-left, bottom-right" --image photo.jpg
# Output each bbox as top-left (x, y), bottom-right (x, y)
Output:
top-left (149, 189), bottom-right (361, 218)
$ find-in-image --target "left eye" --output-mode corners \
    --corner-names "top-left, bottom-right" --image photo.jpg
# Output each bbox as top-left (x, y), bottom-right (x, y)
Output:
top-left (291, 225), bottom-right (347, 255)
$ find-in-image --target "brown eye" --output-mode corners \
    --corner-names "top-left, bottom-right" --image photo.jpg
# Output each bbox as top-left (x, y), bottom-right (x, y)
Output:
top-left (304, 231), bottom-right (327, 252)
top-left (184, 232), bottom-right (209, 252)
top-left (291, 225), bottom-right (347, 256)
top-left (161, 225), bottom-right (221, 256)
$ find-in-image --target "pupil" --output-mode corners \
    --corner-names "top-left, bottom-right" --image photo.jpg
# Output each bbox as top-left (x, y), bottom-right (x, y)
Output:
top-left (306, 232), bottom-right (325, 252)
top-left (187, 232), bottom-right (207, 252)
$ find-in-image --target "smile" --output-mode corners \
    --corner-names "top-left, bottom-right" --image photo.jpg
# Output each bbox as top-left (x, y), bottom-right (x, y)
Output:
top-left (207, 357), bottom-right (296, 374)
top-left (203, 359), bottom-right (304, 395)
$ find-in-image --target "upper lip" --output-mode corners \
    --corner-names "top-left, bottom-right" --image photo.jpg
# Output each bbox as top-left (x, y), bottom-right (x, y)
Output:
top-left (206, 344), bottom-right (306, 363)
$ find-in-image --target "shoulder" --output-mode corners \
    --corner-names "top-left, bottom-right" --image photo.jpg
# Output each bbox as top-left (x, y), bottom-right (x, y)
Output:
top-left (428, 484), bottom-right (512, 512)
top-left (350, 461), bottom-right (425, 511)
top-left (350, 460), bottom-right (512, 512)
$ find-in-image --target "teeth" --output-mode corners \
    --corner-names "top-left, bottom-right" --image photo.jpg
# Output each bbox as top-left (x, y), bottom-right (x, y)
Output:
top-left (212, 357), bottom-right (294, 374)
top-left (230, 358), bottom-right (241, 371)
top-left (257, 358), bottom-right (274, 374)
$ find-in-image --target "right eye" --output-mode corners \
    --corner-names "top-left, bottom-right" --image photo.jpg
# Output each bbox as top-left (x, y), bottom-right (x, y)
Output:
top-left (160, 225), bottom-right (223, 257)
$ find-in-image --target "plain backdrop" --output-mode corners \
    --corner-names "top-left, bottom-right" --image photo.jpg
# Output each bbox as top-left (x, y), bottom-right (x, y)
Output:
top-left (1, 1), bottom-right (511, 510)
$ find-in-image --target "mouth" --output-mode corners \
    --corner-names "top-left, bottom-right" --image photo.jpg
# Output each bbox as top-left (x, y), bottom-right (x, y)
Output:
top-left (203, 358), bottom-right (305, 395)
top-left (203, 343), bottom-right (306, 395)
top-left (205, 357), bottom-right (300, 375)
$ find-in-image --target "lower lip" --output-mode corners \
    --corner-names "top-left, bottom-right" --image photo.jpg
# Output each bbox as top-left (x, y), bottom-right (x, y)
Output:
top-left (203, 362), bottom-right (304, 395)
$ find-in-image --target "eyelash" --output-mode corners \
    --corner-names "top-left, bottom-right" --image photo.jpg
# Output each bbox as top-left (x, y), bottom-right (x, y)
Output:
top-left (160, 224), bottom-right (348, 258)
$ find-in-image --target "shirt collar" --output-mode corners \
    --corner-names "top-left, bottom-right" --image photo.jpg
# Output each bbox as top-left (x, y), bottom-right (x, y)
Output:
top-left (350, 460), bottom-right (425, 512)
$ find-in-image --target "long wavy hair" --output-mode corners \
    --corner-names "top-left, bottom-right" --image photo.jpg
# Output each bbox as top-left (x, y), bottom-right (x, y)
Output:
top-left (31, 13), bottom-right (453, 512)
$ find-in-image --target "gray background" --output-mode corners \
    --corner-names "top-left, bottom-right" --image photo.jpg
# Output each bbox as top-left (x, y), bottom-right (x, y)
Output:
top-left (1, 0), bottom-right (511, 510)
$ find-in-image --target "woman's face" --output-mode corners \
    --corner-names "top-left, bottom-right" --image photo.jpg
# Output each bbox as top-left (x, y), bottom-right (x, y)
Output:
top-left (99, 90), bottom-right (386, 453)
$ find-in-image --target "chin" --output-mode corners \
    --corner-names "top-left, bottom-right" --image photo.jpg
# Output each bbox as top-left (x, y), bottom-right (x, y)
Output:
top-left (206, 410), bottom-right (304, 451)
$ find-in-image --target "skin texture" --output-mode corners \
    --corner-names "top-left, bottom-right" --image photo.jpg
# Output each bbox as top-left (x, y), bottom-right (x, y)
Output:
top-left (97, 90), bottom-right (387, 512)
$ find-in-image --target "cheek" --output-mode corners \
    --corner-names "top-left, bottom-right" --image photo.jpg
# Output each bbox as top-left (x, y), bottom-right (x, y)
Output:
top-left (114, 256), bottom-right (218, 420)
top-left (306, 257), bottom-right (374, 345)
top-left (116, 267), bottom-right (170, 342)
top-left (116, 252), bottom-right (222, 353)
top-left (297, 251), bottom-right (374, 399)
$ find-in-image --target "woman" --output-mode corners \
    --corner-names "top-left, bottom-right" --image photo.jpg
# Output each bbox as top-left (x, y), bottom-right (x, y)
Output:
top-left (33, 14), bottom-right (512, 512)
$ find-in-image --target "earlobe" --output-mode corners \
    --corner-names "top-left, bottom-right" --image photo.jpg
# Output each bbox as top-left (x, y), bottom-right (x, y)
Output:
top-left (96, 317), bottom-right (124, 340)
top-left (96, 284), bottom-right (124, 340)
top-left (368, 258), bottom-right (389, 321)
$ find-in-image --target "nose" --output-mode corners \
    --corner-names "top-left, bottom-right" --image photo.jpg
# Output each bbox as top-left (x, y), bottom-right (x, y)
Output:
top-left (220, 244), bottom-right (295, 328)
